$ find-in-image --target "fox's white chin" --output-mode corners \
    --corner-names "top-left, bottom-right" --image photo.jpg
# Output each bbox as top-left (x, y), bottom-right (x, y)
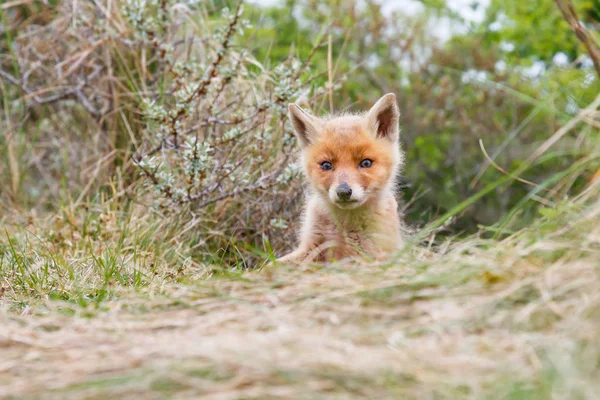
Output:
top-left (333, 200), bottom-right (363, 210)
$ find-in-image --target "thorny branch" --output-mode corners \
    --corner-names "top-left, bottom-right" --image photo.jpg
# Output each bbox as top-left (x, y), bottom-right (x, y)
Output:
top-left (166, 1), bottom-right (244, 147)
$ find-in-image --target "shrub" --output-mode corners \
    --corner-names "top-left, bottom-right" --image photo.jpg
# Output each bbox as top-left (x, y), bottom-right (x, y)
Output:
top-left (124, 1), bottom-right (338, 264)
top-left (0, 0), bottom-right (336, 265)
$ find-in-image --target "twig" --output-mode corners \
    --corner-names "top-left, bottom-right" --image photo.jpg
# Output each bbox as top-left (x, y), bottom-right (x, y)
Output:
top-left (327, 34), bottom-right (333, 113)
top-left (0, 68), bottom-right (102, 116)
top-left (554, 0), bottom-right (600, 80)
top-left (478, 139), bottom-right (557, 195)
top-left (293, 22), bottom-right (332, 80)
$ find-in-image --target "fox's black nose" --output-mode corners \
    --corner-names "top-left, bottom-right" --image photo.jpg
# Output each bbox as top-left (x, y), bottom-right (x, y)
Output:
top-left (336, 183), bottom-right (352, 201)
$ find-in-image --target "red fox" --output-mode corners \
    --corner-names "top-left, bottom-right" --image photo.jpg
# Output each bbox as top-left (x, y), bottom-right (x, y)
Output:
top-left (277, 93), bottom-right (404, 264)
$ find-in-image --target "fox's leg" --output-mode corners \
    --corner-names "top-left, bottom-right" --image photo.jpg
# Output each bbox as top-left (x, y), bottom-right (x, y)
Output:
top-left (274, 195), bottom-right (327, 265)
top-left (276, 239), bottom-right (338, 265)
top-left (276, 246), bottom-right (312, 265)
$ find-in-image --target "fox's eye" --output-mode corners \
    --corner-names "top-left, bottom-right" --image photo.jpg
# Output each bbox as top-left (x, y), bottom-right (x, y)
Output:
top-left (359, 159), bottom-right (373, 168)
top-left (320, 161), bottom-right (333, 171)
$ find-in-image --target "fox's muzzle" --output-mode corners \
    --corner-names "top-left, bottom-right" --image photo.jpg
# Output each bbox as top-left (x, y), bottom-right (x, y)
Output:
top-left (336, 183), bottom-right (353, 201)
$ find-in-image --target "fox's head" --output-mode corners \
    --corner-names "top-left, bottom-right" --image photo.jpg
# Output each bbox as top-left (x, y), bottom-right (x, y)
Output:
top-left (288, 93), bottom-right (403, 210)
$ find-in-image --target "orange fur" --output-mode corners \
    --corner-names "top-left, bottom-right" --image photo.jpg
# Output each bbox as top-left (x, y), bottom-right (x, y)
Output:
top-left (278, 93), bottom-right (405, 264)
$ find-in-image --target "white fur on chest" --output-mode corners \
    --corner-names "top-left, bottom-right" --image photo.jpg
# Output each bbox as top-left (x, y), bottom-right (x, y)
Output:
top-left (303, 192), bottom-right (400, 258)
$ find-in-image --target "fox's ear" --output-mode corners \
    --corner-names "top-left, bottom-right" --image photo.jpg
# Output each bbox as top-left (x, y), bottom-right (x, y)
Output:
top-left (367, 93), bottom-right (400, 142)
top-left (288, 104), bottom-right (323, 147)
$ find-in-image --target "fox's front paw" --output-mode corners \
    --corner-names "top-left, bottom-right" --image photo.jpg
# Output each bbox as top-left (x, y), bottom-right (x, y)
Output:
top-left (275, 254), bottom-right (302, 265)
top-left (261, 253), bottom-right (300, 268)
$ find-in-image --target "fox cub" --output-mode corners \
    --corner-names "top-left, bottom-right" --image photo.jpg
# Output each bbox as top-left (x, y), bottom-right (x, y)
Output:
top-left (277, 93), bottom-right (404, 264)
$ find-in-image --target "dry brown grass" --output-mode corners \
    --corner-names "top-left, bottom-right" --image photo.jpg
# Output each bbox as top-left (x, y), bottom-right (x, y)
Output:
top-left (1, 184), bottom-right (599, 399)
top-left (2, 1), bottom-right (600, 398)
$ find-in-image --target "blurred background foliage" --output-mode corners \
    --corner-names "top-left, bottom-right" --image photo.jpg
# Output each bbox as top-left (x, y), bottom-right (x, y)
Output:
top-left (244, 0), bottom-right (600, 232)
top-left (1, 0), bottom-right (599, 260)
